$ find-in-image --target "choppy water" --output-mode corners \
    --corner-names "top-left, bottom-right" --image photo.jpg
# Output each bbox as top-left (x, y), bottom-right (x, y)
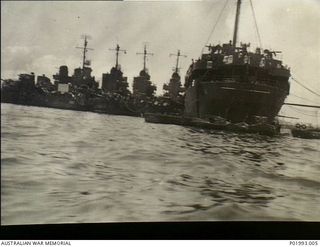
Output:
top-left (1, 103), bottom-right (320, 225)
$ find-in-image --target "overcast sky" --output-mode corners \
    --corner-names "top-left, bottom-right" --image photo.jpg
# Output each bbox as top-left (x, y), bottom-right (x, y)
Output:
top-left (1, 0), bottom-right (320, 124)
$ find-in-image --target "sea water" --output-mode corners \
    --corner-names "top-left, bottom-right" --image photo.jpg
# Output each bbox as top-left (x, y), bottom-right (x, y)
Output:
top-left (1, 103), bottom-right (320, 224)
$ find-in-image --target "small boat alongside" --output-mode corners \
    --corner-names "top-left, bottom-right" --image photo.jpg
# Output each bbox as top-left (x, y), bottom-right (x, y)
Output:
top-left (291, 128), bottom-right (320, 140)
top-left (144, 113), bottom-right (279, 136)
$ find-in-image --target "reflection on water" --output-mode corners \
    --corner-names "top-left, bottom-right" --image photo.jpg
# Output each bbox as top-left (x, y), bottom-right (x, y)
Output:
top-left (1, 103), bottom-right (320, 224)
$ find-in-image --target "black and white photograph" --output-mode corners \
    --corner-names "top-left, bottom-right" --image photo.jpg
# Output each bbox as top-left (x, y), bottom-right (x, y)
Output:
top-left (1, 0), bottom-right (320, 234)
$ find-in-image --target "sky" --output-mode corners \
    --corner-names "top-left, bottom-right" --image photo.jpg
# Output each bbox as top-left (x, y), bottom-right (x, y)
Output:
top-left (1, 0), bottom-right (320, 125)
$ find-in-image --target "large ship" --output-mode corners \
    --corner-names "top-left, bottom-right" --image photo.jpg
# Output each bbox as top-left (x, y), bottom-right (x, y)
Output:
top-left (1, 35), bottom-right (98, 111)
top-left (90, 44), bottom-right (138, 116)
top-left (48, 35), bottom-right (98, 111)
top-left (184, 0), bottom-right (290, 123)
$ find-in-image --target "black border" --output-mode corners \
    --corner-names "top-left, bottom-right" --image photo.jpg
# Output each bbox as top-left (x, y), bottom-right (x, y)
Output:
top-left (1, 222), bottom-right (320, 240)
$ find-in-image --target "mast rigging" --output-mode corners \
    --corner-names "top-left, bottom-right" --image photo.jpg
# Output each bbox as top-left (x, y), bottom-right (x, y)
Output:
top-left (76, 35), bottom-right (93, 70)
top-left (109, 44), bottom-right (126, 69)
top-left (170, 50), bottom-right (187, 74)
top-left (136, 44), bottom-right (153, 72)
top-left (232, 0), bottom-right (241, 47)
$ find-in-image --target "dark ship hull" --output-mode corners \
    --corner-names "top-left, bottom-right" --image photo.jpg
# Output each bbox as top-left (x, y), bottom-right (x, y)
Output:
top-left (185, 78), bottom-right (288, 123)
top-left (1, 75), bottom-right (49, 108)
top-left (1, 85), bottom-right (88, 112)
top-left (89, 96), bottom-right (140, 116)
top-left (1, 76), bottom-right (181, 117)
top-left (44, 93), bottom-right (89, 111)
top-left (1, 87), bottom-right (138, 115)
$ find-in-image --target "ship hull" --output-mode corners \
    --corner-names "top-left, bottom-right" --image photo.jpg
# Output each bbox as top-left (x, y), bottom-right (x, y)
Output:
top-left (44, 94), bottom-right (89, 111)
top-left (185, 81), bottom-right (288, 123)
top-left (1, 86), bottom-right (47, 107)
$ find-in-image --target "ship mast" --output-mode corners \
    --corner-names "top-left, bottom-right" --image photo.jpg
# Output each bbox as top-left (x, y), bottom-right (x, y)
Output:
top-left (170, 50), bottom-right (187, 73)
top-left (76, 35), bottom-right (93, 70)
top-left (109, 44), bottom-right (126, 69)
top-left (232, 0), bottom-right (242, 47)
top-left (137, 44), bottom-right (153, 72)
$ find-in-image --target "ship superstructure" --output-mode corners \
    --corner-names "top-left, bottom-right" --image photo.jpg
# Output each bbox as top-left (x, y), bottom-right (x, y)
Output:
top-left (163, 50), bottom-right (186, 102)
top-left (73, 35), bottom-right (98, 89)
top-left (53, 35), bottom-right (98, 93)
top-left (132, 44), bottom-right (157, 98)
top-left (102, 44), bottom-right (130, 96)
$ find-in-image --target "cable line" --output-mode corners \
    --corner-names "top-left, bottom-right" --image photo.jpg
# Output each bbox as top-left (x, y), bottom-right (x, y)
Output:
top-left (287, 106), bottom-right (319, 117)
top-left (284, 102), bottom-right (320, 109)
top-left (249, 0), bottom-right (262, 48)
top-left (201, 0), bottom-right (229, 55)
top-left (291, 77), bottom-right (320, 97)
top-left (290, 93), bottom-right (320, 105)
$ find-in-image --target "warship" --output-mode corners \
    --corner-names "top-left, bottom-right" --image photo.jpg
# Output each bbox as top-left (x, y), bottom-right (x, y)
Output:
top-left (90, 44), bottom-right (138, 116)
top-left (184, 0), bottom-right (290, 124)
top-left (1, 36), bottom-right (98, 111)
top-left (131, 45), bottom-right (162, 114)
top-left (132, 45), bottom-right (157, 99)
top-left (1, 73), bottom-right (45, 107)
top-left (160, 50), bottom-right (187, 114)
top-left (47, 35), bottom-right (98, 111)
top-left (101, 44), bottom-right (130, 96)
top-left (163, 50), bottom-right (186, 102)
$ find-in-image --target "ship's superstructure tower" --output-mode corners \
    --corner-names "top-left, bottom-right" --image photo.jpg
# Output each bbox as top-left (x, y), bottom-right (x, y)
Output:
top-left (72, 35), bottom-right (98, 89)
top-left (53, 36), bottom-right (97, 93)
top-left (132, 44), bottom-right (156, 97)
top-left (36, 74), bottom-right (54, 91)
top-left (53, 65), bottom-right (72, 92)
top-left (163, 50), bottom-right (186, 101)
top-left (102, 44), bottom-right (130, 96)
